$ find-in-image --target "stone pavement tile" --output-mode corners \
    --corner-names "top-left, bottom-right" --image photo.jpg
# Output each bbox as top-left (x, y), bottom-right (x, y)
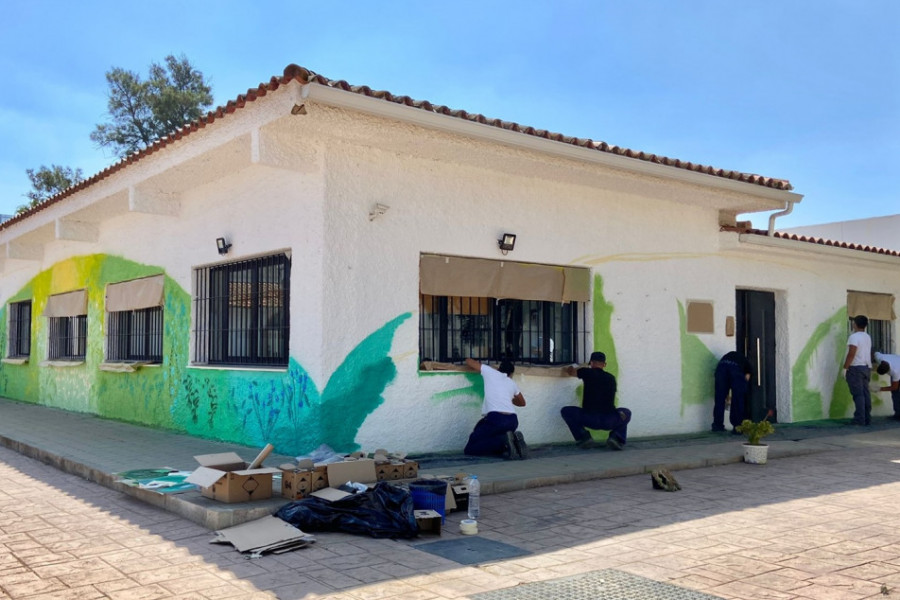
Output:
top-left (0, 572), bottom-right (68, 597)
top-left (741, 569), bottom-right (815, 593)
top-left (667, 572), bottom-right (732, 593)
top-left (709, 580), bottom-right (797, 600)
top-left (419, 576), bottom-right (492, 599)
top-left (790, 582), bottom-right (871, 599)
top-left (806, 573), bottom-right (884, 597)
top-left (157, 573), bottom-right (243, 596)
top-left (335, 579), bottom-right (423, 600)
top-left (100, 583), bottom-right (172, 599)
top-left (340, 565), bottom-right (395, 584)
top-left (704, 554), bottom-right (781, 578)
top-left (543, 557), bottom-right (604, 578)
top-left (263, 576), bottom-right (337, 600)
top-left (303, 566), bottom-right (369, 590)
top-left (24, 585), bottom-right (108, 599)
top-left (776, 555), bottom-right (852, 575)
top-left (837, 561), bottom-right (900, 580)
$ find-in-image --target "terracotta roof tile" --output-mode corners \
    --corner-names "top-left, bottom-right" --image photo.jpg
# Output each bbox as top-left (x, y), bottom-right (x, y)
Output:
top-left (3, 64), bottom-right (793, 230)
top-left (721, 225), bottom-right (900, 258)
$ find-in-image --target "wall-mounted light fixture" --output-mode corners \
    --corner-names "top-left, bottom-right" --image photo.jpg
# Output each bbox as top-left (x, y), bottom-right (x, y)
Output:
top-left (290, 103), bottom-right (307, 115)
top-left (216, 237), bottom-right (232, 255)
top-left (368, 203), bottom-right (390, 221)
top-left (498, 233), bottom-right (517, 255)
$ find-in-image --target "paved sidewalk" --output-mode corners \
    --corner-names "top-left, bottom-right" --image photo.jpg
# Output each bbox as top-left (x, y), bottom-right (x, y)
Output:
top-left (4, 400), bottom-right (900, 599)
top-left (1, 396), bottom-right (898, 530)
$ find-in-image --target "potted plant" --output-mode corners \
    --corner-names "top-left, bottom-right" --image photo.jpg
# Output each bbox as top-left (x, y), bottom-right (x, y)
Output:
top-left (736, 417), bottom-right (774, 464)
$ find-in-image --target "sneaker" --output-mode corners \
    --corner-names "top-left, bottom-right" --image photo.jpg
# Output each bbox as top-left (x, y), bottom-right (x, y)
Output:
top-left (504, 431), bottom-right (517, 459)
top-left (606, 436), bottom-right (624, 451)
top-left (576, 436), bottom-right (600, 449)
top-left (513, 431), bottom-right (529, 460)
top-left (711, 424), bottom-right (726, 433)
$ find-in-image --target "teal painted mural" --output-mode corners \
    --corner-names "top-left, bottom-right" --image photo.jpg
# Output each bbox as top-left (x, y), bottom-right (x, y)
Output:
top-left (0, 255), bottom-right (410, 456)
top-left (677, 300), bottom-right (717, 416)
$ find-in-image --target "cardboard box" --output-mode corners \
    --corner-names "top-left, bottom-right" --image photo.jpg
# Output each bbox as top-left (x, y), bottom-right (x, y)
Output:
top-left (185, 452), bottom-right (280, 503)
top-left (325, 458), bottom-right (377, 488)
top-left (451, 483), bottom-right (469, 513)
top-left (280, 464), bottom-right (329, 500)
top-left (414, 509), bottom-right (442, 535)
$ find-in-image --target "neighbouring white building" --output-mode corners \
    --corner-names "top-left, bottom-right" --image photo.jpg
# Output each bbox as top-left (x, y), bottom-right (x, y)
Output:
top-left (0, 64), bottom-right (897, 456)
top-left (783, 214), bottom-right (900, 253)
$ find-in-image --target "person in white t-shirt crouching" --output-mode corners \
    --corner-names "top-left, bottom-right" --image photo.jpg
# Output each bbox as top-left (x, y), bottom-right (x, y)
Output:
top-left (873, 351), bottom-right (900, 419)
top-left (843, 315), bottom-right (873, 426)
top-left (463, 358), bottom-right (529, 459)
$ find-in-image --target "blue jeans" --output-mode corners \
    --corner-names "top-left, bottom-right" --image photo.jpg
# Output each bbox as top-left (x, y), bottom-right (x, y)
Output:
top-left (846, 366), bottom-right (872, 425)
top-left (464, 412), bottom-right (518, 456)
top-left (561, 406), bottom-right (631, 445)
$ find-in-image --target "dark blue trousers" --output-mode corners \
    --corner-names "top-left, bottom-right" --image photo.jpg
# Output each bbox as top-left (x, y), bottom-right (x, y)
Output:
top-left (464, 412), bottom-right (518, 456)
top-left (713, 361), bottom-right (748, 430)
top-left (560, 406), bottom-right (631, 445)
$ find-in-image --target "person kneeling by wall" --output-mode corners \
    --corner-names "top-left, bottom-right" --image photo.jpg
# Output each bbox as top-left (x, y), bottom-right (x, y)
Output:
top-left (463, 358), bottom-right (529, 459)
top-left (561, 351), bottom-right (631, 450)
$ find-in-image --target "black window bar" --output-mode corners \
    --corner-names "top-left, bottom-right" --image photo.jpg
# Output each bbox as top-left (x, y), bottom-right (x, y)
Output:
top-left (194, 253), bottom-right (291, 367)
top-left (48, 315), bottom-right (86, 361)
top-left (8, 300), bottom-right (31, 358)
top-left (107, 307), bottom-right (163, 362)
top-left (419, 295), bottom-right (586, 365)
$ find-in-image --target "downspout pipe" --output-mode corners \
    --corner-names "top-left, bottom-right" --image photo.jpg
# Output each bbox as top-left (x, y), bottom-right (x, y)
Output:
top-left (767, 201), bottom-right (794, 235)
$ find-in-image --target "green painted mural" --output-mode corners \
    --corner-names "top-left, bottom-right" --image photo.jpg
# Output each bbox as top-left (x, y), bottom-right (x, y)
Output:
top-left (0, 255), bottom-right (410, 456)
top-left (677, 300), bottom-right (717, 416)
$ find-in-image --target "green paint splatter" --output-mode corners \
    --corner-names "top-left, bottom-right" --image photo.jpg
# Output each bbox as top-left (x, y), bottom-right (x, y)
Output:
top-left (592, 274), bottom-right (617, 379)
top-left (792, 308), bottom-right (846, 421)
top-left (0, 254), bottom-right (411, 456)
top-left (677, 300), bottom-right (717, 416)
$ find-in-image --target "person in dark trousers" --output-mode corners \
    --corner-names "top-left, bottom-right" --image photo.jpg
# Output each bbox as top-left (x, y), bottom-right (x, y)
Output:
top-left (712, 351), bottom-right (752, 433)
top-left (843, 315), bottom-right (872, 426)
top-left (561, 351), bottom-right (631, 450)
top-left (873, 352), bottom-right (900, 419)
top-left (463, 358), bottom-right (529, 459)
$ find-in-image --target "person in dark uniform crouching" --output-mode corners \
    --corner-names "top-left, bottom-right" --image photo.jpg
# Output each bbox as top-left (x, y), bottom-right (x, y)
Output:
top-left (561, 351), bottom-right (631, 450)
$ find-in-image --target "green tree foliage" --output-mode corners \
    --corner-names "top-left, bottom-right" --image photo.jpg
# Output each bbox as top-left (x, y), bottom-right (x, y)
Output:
top-left (17, 165), bottom-right (85, 214)
top-left (90, 54), bottom-right (213, 158)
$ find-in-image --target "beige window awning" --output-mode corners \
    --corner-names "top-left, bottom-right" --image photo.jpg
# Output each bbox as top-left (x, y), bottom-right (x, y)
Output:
top-left (43, 290), bottom-right (87, 318)
top-left (419, 254), bottom-right (590, 303)
top-left (847, 291), bottom-right (896, 321)
top-left (106, 275), bottom-right (165, 312)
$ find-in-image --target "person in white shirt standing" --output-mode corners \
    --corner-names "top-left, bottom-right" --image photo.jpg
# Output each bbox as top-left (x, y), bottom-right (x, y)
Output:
top-left (873, 351), bottom-right (900, 420)
top-left (463, 358), bottom-right (529, 459)
top-left (843, 315), bottom-right (873, 426)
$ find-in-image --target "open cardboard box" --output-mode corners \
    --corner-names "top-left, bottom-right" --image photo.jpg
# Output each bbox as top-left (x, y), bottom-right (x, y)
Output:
top-left (185, 450), bottom-right (280, 503)
top-left (307, 458), bottom-right (379, 501)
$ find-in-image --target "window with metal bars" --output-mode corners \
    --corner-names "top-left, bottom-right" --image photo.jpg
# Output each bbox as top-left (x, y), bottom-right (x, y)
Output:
top-left (106, 307), bottom-right (163, 363)
top-left (48, 315), bottom-right (87, 361)
top-left (8, 300), bottom-right (31, 358)
top-left (858, 318), bottom-right (894, 355)
top-left (419, 295), bottom-right (587, 365)
top-left (193, 253), bottom-right (290, 367)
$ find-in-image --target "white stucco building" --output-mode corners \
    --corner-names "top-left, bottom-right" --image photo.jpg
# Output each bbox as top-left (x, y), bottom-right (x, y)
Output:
top-left (0, 64), bottom-right (896, 456)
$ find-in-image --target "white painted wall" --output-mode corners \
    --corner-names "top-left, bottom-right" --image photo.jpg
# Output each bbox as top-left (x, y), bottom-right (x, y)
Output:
top-left (1, 85), bottom-right (898, 455)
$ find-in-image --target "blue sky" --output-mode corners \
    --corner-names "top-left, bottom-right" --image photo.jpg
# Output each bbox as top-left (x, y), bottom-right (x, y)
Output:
top-left (1, 1), bottom-right (897, 228)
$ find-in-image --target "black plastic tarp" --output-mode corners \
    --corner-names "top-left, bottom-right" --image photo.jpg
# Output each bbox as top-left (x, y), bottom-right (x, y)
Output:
top-left (275, 482), bottom-right (419, 539)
